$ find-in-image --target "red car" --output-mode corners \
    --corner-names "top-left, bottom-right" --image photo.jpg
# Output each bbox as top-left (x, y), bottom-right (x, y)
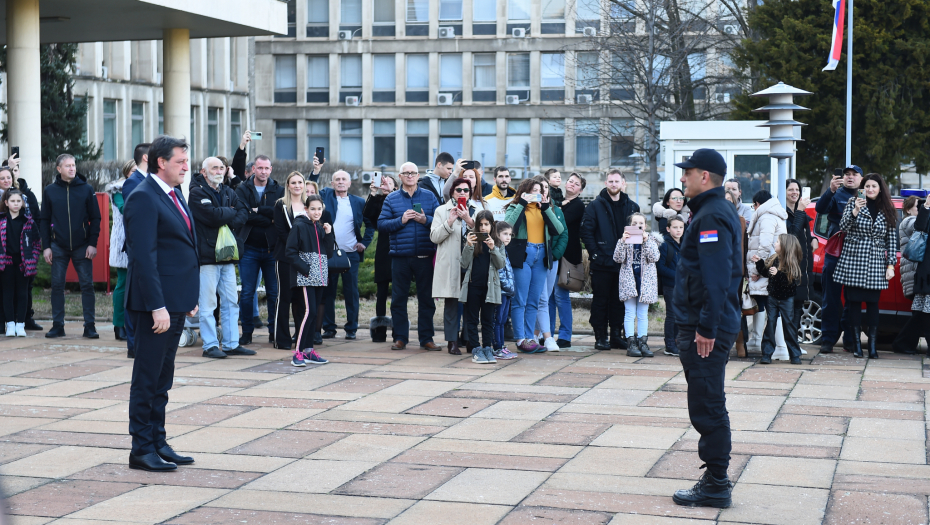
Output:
top-left (800, 197), bottom-right (908, 345)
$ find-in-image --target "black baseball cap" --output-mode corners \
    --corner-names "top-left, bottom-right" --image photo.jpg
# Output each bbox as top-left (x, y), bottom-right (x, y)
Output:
top-left (675, 148), bottom-right (727, 177)
top-left (844, 165), bottom-right (863, 176)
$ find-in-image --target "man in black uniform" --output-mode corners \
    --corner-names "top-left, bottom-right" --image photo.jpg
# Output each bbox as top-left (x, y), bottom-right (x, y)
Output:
top-left (670, 149), bottom-right (742, 508)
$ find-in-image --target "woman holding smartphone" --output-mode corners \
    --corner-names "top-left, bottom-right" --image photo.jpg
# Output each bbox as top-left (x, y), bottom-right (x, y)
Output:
top-left (785, 180), bottom-right (816, 347)
top-left (431, 178), bottom-right (477, 355)
top-left (833, 173), bottom-right (898, 358)
top-left (900, 197), bottom-right (930, 355)
top-left (362, 174), bottom-right (397, 343)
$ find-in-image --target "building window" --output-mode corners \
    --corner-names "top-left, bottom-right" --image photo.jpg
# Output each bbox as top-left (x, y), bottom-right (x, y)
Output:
top-left (575, 119), bottom-right (599, 166)
top-left (439, 120), bottom-right (463, 159)
top-left (610, 54), bottom-right (634, 101)
top-left (75, 96), bottom-right (88, 144)
top-left (207, 107), bottom-right (219, 157)
top-left (576, 52), bottom-right (599, 91)
top-left (307, 0), bottom-right (329, 37)
top-left (472, 119), bottom-right (497, 167)
top-left (610, 118), bottom-right (635, 164)
top-left (506, 119), bottom-right (530, 168)
top-left (103, 99), bottom-right (117, 161)
top-left (230, 110), bottom-right (243, 146)
top-left (473, 54), bottom-right (496, 90)
top-left (308, 120), bottom-right (329, 161)
top-left (373, 55), bottom-right (396, 99)
top-left (276, 120), bottom-right (297, 160)
top-left (374, 0), bottom-right (394, 22)
top-left (406, 119), bottom-right (429, 168)
top-left (407, 0), bottom-right (428, 22)
top-left (341, 55), bottom-right (362, 88)
top-left (689, 52), bottom-right (707, 99)
top-left (440, 54), bottom-right (462, 91)
top-left (374, 120), bottom-right (396, 167)
top-left (576, 0), bottom-right (601, 21)
top-left (275, 55), bottom-right (297, 103)
top-left (341, 120), bottom-right (362, 166)
top-left (158, 103), bottom-right (164, 135)
top-left (541, 120), bottom-right (564, 166)
top-left (406, 54), bottom-right (429, 102)
top-left (474, 0), bottom-right (496, 20)
top-left (307, 56), bottom-right (329, 103)
top-left (131, 101), bottom-right (144, 147)
top-left (541, 53), bottom-right (564, 87)
top-left (440, 0), bottom-right (462, 20)
top-left (542, 0), bottom-right (566, 19)
top-left (508, 0), bottom-right (530, 19)
top-left (341, 0), bottom-right (362, 25)
top-left (280, 0), bottom-right (296, 37)
top-left (507, 53), bottom-right (529, 88)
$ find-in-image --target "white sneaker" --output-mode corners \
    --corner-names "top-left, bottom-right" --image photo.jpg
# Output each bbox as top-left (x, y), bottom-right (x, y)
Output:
top-left (5, 322), bottom-right (14, 337)
top-left (544, 337), bottom-right (559, 352)
top-left (772, 346), bottom-right (791, 361)
top-left (14, 323), bottom-right (26, 337)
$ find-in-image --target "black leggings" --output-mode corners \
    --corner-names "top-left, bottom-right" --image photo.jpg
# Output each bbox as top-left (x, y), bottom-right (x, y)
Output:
top-left (376, 281), bottom-right (390, 317)
top-left (2, 255), bottom-right (27, 323)
top-left (845, 291), bottom-right (879, 328)
top-left (292, 285), bottom-right (324, 351)
top-left (464, 285), bottom-right (495, 349)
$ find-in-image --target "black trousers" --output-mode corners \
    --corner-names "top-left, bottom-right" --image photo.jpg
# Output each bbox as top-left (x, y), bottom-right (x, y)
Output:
top-left (274, 260), bottom-right (295, 349)
top-left (292, 285), bottom-right (324, 351)
top-left (128, 309), bottom-right (186, 456)
top-left (844, 288), bottom-right (879, 328)
top-left (762, 296), bottom-right (802, 360)
top-left (590, 269), bottom-right (625, 333)
top-left (2, 254), bottom-right (28, 323)
top-left (676, 328), bottom-right (736, 479)
top-left (391, 256), bottom-right (435, 345)
top-left (464, 285), bottom-right (495, 349)
top-left (893, 311), bottom-right (927, 353)
top-left (376, 281), bottom-right (390, 317)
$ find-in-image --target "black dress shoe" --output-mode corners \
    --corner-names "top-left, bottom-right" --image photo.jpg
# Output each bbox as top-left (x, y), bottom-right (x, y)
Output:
top-left (269, 333), bottom-right (275, 344)
top-left (240, 333), bottom-right (252, 345)
top-left (83, 325), bottom-right (99, 339)
top-left (127, 348), bottom-right (135, 359)
top-left (24, 319), bottom-right (43, 331)
top-left (114, 326), bottom-right (125, 341)
top-left (129, 452), bottom-right (177, 472)
top-left (156, 445), bottom-right (194, 465)
top-left (556, 339), bottom-right (572, 348)
top-left (345, 331), bottom-right (356, 340)
top-left (202, 346), bottom-right (227, 359)
top-left (45, 325), bottom-right (66, 338)
top-left (253, 316), bottom-right (264, 329)
top-left (819, 343), bottom-right (833, 354)
top-left (322, 331), bottom-right (337, 339)
top-left (225, 346), bottom-right (257, 356)
top-left (313, 334), bottom-right (323, 345)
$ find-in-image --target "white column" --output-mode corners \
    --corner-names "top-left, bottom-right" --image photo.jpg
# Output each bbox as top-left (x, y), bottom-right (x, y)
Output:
top-left (7, 0), bottom-right (41, 197)
top-left (163, 28), bottom-right (192, 194)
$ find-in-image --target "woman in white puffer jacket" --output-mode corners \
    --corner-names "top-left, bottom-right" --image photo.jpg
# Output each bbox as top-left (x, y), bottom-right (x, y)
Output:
top-left (745, 190), bottom-right (787, 353)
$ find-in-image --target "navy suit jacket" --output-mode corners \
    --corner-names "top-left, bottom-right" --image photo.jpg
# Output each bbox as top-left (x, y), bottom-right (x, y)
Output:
top-left (122, 169), bottom-right (147, 200)
top-left (318, 187), bottom-right (375, 249)
top-left (124, 175), bottom-right (200, 313)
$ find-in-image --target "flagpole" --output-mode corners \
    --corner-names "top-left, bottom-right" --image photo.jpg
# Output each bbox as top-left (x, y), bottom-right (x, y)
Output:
top-left (845, 0), bottom-right (853, 166)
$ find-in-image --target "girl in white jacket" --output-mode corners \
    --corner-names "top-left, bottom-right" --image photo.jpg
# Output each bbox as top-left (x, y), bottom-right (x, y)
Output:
top-left (746, 190), bottom-right (788, 355)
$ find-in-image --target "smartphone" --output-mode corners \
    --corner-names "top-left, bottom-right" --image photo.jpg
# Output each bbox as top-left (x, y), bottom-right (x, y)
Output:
top-left (251, 131), bottom-right (263, 141)
top-left (802, 187), bottom-right (811, 200)
top-left (476, 232), bottom-right (488, 244)
top-left (858, 190), bottom-right (865, 199)
top-left (372, 172), bottom-right (382, 188)
top-left (834, 168), bottom-right (843, 177)
top-left (462, 160), bottom-right (476, 171)
top-left (624, 225), bottom-right (643, 244)
top-left (315, 147), bottom-right (324, 162)
top-left (413, 203), bottom-right (422, 213)
top-left (10, 146), bottom-right (19, 158)
top-left (457, 196), bottom-right (467, 209)
top-left (523, 193), bottom-right (542, 203)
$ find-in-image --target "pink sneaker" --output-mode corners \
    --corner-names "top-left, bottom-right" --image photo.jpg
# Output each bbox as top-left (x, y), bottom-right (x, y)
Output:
top-left (517, 340), bottom-right (540, 353)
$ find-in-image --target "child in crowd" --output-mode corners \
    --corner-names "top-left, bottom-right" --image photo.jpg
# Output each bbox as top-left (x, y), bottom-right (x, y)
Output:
top-left (493, 221), bottom-right (518, 360)
top-left (752, 233), bottom-right (804, 364)
top-left (613, 212), bottom-right (661, 357)
top-left (0, 190), bottom-right (40, 337)
top-left (461, 210), bottom-right (505, 364)
top-left (657, 215), bottom-right (684, 356)
top-left (285, 195), bottom-right (332, 366)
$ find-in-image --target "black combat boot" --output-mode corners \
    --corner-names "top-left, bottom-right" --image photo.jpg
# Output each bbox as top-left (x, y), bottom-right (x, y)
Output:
top-left (673, 470), bottom-right (732, 508)
top-left (594, 329), bottom-right (610, 351)
top-left (626, 336), bottom-right (642, 357)
top-left (610, 327), bottom-right (628, 350)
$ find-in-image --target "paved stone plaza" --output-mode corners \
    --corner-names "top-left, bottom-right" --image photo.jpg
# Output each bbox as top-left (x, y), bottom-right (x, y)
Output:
top-left (1, 322), bottom-right (929, 524)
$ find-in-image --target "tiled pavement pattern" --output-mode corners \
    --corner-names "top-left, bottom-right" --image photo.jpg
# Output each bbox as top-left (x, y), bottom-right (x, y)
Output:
top-left (2, 323), bottom-right (930, 524)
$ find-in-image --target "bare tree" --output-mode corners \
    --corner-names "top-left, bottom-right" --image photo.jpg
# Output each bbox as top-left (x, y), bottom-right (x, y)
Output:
top-left (569, 0), bottom-right (745, 204)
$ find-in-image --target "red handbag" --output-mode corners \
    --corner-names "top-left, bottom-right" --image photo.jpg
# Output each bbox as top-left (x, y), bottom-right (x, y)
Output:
top-left (825, 231), bottom-right (846, 258)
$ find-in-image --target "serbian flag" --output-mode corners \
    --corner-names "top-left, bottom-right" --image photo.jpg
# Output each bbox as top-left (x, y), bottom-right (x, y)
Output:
top-left (823, 0), bottom-right (846, 71)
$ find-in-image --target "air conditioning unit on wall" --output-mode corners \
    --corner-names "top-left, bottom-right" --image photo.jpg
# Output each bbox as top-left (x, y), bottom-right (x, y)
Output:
top-left (505, 95), bottom-right (520, 104)
top-left (345, 96), bottom-right (360, 106)
top-left (338, 30), bottom-right (353, 40)
top-left (723, 24), bottom-right (739, 35)
top-left (438, 26), bottom-right (455, 38)
top-left (437, 93), bottom-right (454, 105)
top-left (577, 94), bottom-right (593, 104)
top-left (512, 28), bottom-right (526, 38)
top-left (714, 92), bottom-right (731, 103)
top-left (582, 26), bottom-right (596, 37)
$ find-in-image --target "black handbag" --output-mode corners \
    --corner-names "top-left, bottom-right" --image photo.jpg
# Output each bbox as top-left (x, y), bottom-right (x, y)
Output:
top-left (505, 211), bottom-right (528, 268)
top-left (328, 239), bottom-right (351, 274)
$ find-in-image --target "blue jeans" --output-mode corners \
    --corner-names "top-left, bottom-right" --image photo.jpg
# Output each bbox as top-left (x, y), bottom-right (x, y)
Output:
top-left (253, 270), bottom-right (260, 319)
top-left (512, 243), bottom-right (547, 340)
top-left (535, 262), bottom-right (558, 335)
top-left (391, 256), bottom-right (435, 345)
top-left (821, 255), bottom-right (852, 347)
top-left (624, 298), bottom-right (650, 337)
top-left (239, 245), bottom-right (277, 336)
top-left (324, 251), bottom-right (361, 333)
top-left (494, 295), bottom-right (512, 350)
top-left (199, 264), bottom-right (240, 350)
top-left (50, 244), bottom-right (95, 328)
top-left (552, 284), bottom-right (573, 340)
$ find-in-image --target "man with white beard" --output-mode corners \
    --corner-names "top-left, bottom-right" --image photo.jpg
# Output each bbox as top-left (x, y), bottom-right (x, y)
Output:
top-left (188, 157), bottom-right (253, 358)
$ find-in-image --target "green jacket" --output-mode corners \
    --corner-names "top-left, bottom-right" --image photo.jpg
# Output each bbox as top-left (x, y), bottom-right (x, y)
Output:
top-left (460, 244), bottom-right (505, 305)
top-left (503, 202), bottom-right (565, 269)
top-left (549, 205), bottom-right (569, 261)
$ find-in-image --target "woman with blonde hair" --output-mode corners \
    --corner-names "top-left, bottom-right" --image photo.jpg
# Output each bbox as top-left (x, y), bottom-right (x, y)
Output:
top-left (272, 171), bottom-right (310, 349)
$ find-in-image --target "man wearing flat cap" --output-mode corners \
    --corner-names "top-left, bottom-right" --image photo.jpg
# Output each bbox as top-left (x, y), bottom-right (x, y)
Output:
top-left (670, 148), bottom-right (741, 508)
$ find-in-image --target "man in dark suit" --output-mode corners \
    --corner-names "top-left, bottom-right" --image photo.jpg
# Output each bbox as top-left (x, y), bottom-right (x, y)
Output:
top-left (124, 135), bottom-right (200, 472)
top-left (121, 142), bottom-right (150, 359)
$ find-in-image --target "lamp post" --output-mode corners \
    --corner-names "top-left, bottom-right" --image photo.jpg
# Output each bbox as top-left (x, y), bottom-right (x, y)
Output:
top-left (751, 82), bottom-right (812, 208)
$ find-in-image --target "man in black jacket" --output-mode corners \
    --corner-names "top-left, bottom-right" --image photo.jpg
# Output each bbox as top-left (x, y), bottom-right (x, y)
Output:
top-left (39, 154), bottom-right (102, 339)
top-left (235, 155), bottom-right (284, 345)
top-left (580, 169), bottom-right (639, 351)
top-left (190, 157), bottom-right (253, 358)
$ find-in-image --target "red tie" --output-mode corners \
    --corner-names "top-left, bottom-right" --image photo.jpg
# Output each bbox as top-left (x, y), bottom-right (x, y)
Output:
top-left (170, 191), bottom-right (191, 232)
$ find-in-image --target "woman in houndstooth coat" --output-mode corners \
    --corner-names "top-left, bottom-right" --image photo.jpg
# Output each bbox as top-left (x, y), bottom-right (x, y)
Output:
top-left (833, 173), bottom-right (897, 358)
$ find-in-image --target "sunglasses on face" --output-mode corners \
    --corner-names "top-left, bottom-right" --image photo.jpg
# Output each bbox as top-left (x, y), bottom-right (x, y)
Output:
top-left (454, 187), bottom-right (470, 193)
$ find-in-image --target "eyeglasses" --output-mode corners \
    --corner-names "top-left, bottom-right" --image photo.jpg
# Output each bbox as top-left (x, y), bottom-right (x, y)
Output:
top-left (400, 171), bottom-right (419, 177)
top-left (454, 187), bottom-right (470, 194)
top-left (670, 197), bottom-right (685, 201)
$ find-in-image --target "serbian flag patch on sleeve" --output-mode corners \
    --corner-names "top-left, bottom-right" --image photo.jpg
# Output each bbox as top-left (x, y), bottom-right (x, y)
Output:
top-left (699, 230), bottom-right (718, 243)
